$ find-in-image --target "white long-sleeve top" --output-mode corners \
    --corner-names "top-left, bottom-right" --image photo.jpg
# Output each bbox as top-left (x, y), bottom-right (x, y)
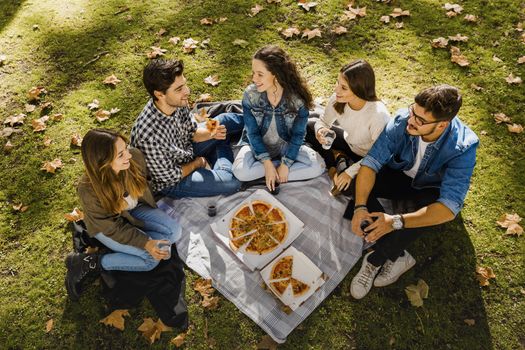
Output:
top-left (314, 94), bottom-right (391, 178)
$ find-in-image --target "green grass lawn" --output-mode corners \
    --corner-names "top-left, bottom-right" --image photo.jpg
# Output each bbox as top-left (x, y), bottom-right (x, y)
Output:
top-left (1, 0), bottom-right (524, 349)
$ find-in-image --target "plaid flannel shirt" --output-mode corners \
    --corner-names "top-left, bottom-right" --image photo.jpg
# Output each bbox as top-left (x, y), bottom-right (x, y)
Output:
top-left (130, 99), bottom-right (197, 193)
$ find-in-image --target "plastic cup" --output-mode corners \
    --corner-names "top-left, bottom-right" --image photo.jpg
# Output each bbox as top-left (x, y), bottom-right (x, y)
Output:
top-left (207, 201), bottom-right (217, 217)
top-left (270, 182), bottom-right (280, 195)
top-left (321, 129), bottom-right (336, 150)
top-left (157, 242), bottom-right (171, 260)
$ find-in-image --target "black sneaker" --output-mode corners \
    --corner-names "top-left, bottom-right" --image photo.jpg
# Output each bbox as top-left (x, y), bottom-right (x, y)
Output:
top-left (65, 252), bottom-right (101, 301)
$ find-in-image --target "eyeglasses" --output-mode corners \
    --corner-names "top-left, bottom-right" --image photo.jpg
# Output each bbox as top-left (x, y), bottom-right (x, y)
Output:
top-left (408, 103), bottom-right (441, 126)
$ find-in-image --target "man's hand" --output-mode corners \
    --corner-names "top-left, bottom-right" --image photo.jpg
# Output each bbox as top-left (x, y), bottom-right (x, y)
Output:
top-left (362, 212), bottom-right (394, 242)
top-left (316, 127), bottom-right (329, 144)
top-left (334, 172), bottom-right (352, 191)
top-left (144, 240), bottom-right (170, 260)
top-left (351, 209), bottom-right (371, 237)
top-left (277, 163), bottom-right (289, 183)
top-left (263, 160), bottom-right (279, 191)
top-left (212, 124), bottom-right (227, 140)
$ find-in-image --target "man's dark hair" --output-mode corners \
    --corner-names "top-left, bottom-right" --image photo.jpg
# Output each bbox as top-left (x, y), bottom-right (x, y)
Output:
top-left (143, 59), bottom-right (184, 100)
top-left (414, 84), bottom-right (462, 121)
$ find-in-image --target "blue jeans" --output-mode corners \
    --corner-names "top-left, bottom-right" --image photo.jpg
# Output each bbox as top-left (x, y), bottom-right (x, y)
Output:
top-left (96, 204), bottom-right (181, 272)
top-left (160, 112), bottom-right (244, 198)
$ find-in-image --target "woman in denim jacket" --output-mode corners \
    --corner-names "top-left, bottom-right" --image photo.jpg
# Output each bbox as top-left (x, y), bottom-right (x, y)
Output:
top-left (233, 46), bottom-right (325, 191)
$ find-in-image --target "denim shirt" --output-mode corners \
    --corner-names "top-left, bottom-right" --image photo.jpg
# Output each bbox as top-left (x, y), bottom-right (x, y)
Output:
top-left (241, 84), bottom-right (309, 167)
top-left (361, 109), bottom-right (479, 216)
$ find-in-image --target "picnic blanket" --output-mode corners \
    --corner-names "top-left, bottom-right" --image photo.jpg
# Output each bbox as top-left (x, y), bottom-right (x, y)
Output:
top-left (157, 175), bottom-right (365, 343)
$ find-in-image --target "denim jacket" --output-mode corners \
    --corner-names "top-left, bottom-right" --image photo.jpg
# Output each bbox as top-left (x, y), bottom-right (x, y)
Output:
top-left (241, 84), bottom-right (309, 167)
top-left (361, 109), bottom-right (479, 216)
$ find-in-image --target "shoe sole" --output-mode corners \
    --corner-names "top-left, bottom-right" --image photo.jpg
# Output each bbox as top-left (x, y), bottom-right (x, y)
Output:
top-left (373, 259), bottom-right (416, 288)
top-left (65, 255), bottom-right (80, 301)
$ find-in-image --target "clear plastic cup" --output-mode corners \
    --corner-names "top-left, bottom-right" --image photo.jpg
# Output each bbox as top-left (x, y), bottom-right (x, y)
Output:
top-left (157, 242), bottom-right (171, 260)
top-left (321, 129), bottom-right (336, 150)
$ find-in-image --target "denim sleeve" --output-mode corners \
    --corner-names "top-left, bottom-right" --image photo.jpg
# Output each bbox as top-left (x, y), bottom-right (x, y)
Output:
top-left (282, 105), bottom-right (309, 167)
top-left (242, 97), bottom-right (271, 162)
top-left (360, 117), bottom-right (398, 172)
top-left (437, 143), bottom-right (478, 216)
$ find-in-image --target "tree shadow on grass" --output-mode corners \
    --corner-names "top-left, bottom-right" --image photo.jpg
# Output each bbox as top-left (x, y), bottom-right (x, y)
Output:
top-left (0, 0), bottom-right (25, 34)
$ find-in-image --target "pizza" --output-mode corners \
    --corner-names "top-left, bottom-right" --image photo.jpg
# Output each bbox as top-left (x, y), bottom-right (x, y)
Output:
top-left (206, 119), bottom-right (218, 133)
top-left (268, 256), bottom-right (310, 297)
top-left (228, 200), bottom-right (288, 255)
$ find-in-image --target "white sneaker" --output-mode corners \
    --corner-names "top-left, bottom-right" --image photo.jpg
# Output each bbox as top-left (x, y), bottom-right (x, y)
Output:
top-left (373, 251), bottom-right (416, 287)
top-left (350, 251), bottom-right (381, 299)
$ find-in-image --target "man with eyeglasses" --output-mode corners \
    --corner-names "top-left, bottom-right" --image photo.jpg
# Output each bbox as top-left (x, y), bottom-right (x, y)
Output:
top-left (347, 84), bottom-right (479, 299)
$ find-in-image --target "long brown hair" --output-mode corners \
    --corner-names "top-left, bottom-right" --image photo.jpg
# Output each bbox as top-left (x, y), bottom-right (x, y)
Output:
top-left (81, 129), bottom-right (147, 214)
top-left (254, 45), bottom-right (314, 110)
top-left (334, 59), bottom-right (379, 114)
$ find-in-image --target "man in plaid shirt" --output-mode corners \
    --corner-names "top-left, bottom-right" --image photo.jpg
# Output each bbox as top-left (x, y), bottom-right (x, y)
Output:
top-left (130, 59), bottom-right (243, 198)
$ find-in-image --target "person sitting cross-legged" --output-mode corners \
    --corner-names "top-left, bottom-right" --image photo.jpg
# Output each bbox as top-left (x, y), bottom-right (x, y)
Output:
top-left (348, 84), bottom-right (479, 299)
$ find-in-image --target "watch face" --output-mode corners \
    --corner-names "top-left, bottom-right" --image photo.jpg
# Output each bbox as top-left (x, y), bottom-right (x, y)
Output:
top-left (392, 216), bottom-right (403, 230)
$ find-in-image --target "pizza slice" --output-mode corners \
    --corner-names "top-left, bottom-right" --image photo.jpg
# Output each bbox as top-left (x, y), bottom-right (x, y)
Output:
top-left (270, 278), bottom-right (290, 296)
top-left (245, 231), bottom-right (279, 254)
top-left (290, 278), bottom-right (310, 297)
top-left (266, 206), bottom-right (286, 223)
top-left (229, 231), bottom-right (255, 251)
top-left (271, 256), bottom-right (293, 280)
top-left (267, 222), bottom-right (288, 245)
top-left (206, 119), bottom-right (219, 133)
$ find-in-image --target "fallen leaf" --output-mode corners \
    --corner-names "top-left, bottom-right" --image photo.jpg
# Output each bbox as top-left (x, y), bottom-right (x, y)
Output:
top-left (169, 36), bottom-right (181, 45)
top-left (95, 110), bottom-right (111, 122)
top-left (256, 334), bottom-right (279, 350)
top-left (43, 136), bottom-right (52, 147)
top-left (380, 15), bottom-right (390, 23)
top-left (343, 6), bottom-right (366, 20)
top-left (12, 203), bottom-right (29, 212)
top-left (138, 318), bottom-right (172, 344)
top-left (0, 127), bottom-right (23, 138)
top-left (204, 75), bottom-right (221, 86)
top-left (395, 22), bottom-right (404, 29)
top-left (493, 113), bottom-right (511, 124)
top-left (405, 279), bottom-right (429, 307)
top-left (71, 133), bottom-right (83, 147)
top-left (41, 158), bottom-right (63, 174)
top-left (4, 114), bottom-right (26, 126)
top-left (444, 3), bottom-right (463, 14)
top-left (32, 24), bottom-right (39, 30)
top-left (87, 99), bottom-right (100, 110)
top-left (182, 38), bottom-right (199, 53)
top-left (516, 22), bottom-right (524, 32)
top-left (390, 8), bottom-right (410, 18)
top-left (196, 93), bottom-right (212, 103)
top-left (448, 34), bottom-right (468, 42)
top-left (155, 28), bottom-right (167, 37)
top-left (431, 37), bottom-right (449, 48)
top-left (4, 140), bottom-right (14, 152)
top-left (450, 46), bottom-right (469, 66)
top-left (32, 116), bottom-right (49, 132)
top-left (249, 4), bottom-right (264, 17)
top-left (517, 56), bottom-right (525, 64)
top-left (480, 130), bottom-right (488, 135)
top-left (298, 1), bottom-right (318, 11)
top-left (202, 295), bottom-right (219, 310)
top-left (40, 101), bottom-right (53, 111)
top-left (25, 104), bottom-right (36, 113)
top-left (171, 332), bottom-right (187, 347)
top-left (28, 86), bottom-right (47, 101)
top-left (51, 113), bottom-right (63, 121)
top-left (492, 55), bottom-right (503, 63)
top-left (147, 46), bottom-right (167, 59)
top-left (476, 266), bottom-right (495, 286)
top-left (100, 309), bottom-right (130, 331)
top-left (446, 11), bottom-right (458, 17)
top-left (507, 123), bottom-right (524, 134)
top-left (464, 319), bottom-right (475, 326)
top-left (109, 107), bottom-right (121, 114)
top-left (505, 73), bottom-right (522, 84)
top-left (194, 278), bottom-right (214, 296)
top-left (233, 39), bottom-right (249, 48)
top-left (464, 14), bottom-right (478, 22)
top-left (200, 18), bottom-right (214, 25)
top-left (0, 54), bottom-right (6, 65)
top-left (331, 26), bottom-right (347, 35)
top-left (194, 108), bottom-right (210, 122)
top-left (200, 38), bottom-right (210, 48)
top-left (267, 0), bottom-right (282, 3)
top-left (45, 319), bottom-right (54, 333)
top-left (281, 27), bottom-right (301, 38)
top-left (302, 28), bottom-right (322, 40)
top-left (103, 74), bottom-right (121, 86)
top-left (470, 83), bottom-right (483, 91)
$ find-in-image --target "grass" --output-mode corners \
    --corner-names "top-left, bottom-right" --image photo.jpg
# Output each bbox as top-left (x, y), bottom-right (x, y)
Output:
top-left (0, 0), bottom-right (524, 349)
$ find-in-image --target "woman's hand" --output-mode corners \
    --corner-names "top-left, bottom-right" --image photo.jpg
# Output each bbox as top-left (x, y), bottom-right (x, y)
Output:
top-left (263, 160), bottom-right (279, 191)
top-left (334, 171), bottom-right (352, 191)
top-left (144, 240), bottom-right (170, 260)
top-left (316, 127), bottom-right (329, 145)
top-left (277, 163), bottom-right (289, 183)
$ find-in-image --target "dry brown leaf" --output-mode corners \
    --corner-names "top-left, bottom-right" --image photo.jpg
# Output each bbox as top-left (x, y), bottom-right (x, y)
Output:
top-left (4, 114), bottom-right (26, 126)
top-left (505, 73), bottom-right (522, 84)
top-left (40, 101), bottom-right (53, 111)
top-left (200, 18), bottom-right (214, 25)
top-left (4, 140), bottom-right (14, 152)
top-left (446, 11), bottom-right (458, 17)
top-left (517, 56), bottom-right (525, 64)
top-left (256, 334), bottom-right (279, 350)
top-left (432, 37), bottom-right (449, 48)
top-left (450, 46), bottom-right (469, 66)
top-left (516, 22), bottom-right (524, 32)
top-left (169, 36), bottom-right (181, 45)
top-left (100, 309), bottom-right (130, 331)
top-left (25, 104), bottom-right (36, 113)
top-left (464, 14), bottom-right (478, 22)
top-left (249, 4), bottom-right (264, 17)
top-left (28, 86), bottom-right (47, 101)
top-left (109, 108), bottom-right (121, 115)
top-left (196, 93), bottom-right (213, 103)
top-left (448, 34), bottom-right (468, 42)
top-left (464, 319), bottom-right (475, 326)
top-left (69, 133), bottom-right (82, 147)
top-left (493, 112), bottom-right (511, 124)
top-left (95, 110), bottom-right (111, 122)
top-left (521, 32), bottom-right (525, 44)
top-left (380, 15), bottom-right (390, 23)
top-left (390, 8), bottom-right (410, 17)
top-left (298, 1), bottom-right (318, 11)
top-left (281, 27), bottom-right (301, 38)
top-left (194, 278), bottom-right (214, 296)
top-left (51, 113), bottom-right (63, 122)
top-left (200, 38), bottom-right (210, 48)
top-left (202, 295), bottom-right (219, 310)
top-left (12, 202), bottom-right (29, 212)
top-left (171, 332), bottom-right (187, 347)
top-left (343, 6), bottom-right (366, 20)
top-left (444, 3), bottom-right (463, 13)
top-left (331, 26), bottom-right (347, 35)
top-left (103, 74), bottom-right (121, 86)
top-left (470, 83), bottom-right (483, 91)
top-left (147, 46), bottom-right (167, 59)
top-left (302, 28), bottom-right (322, 40)
top-left (233, 39), bottom-right (249, 48)
top-left (0, 127), bottom-right (23, 138)
top-left (87, 99), bottom-right (100, 110)
top-left (507, 123), bottom-right (524, 134)
top-left (182, 38), bottom-right (199, 53)
top-left (204, 75), bottom-right (221, 86)
top-left (492, 55), bottom-right (503, 63)
top-left (156, 28), bottom-right (167, 37)
top-left (394, 22), bottom-right (404, 29)
top-left (218, 17), bottom-right (228, 22)
top-left (267, 0), bottom-right (281, 3)
top-left (43, 136), bottom-right (52, 147)
top-left (41, 158), bottom-right (63, 174)
top-left (32, 116), bottom-right (49, 132)
top-left (137, 318), bottom-right (172, 344)
top-left (480, 130), bottom-right (488, 135)
top-left (476, 266), bottom-right (495, 286)
top-left (405, 279), bottom-right (429, 307)
top-left (45, 319), bottom-right (54, 333)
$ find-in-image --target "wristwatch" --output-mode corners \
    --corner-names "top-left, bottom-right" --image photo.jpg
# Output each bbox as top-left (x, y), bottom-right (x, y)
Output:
top-left (392, 214), bottom-right (404, 230)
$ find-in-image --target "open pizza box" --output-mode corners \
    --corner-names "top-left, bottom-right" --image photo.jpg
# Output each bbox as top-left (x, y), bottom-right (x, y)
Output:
top-left (260, 246), bottom-right (326, 311)
top-left (210, 189), bottom-right (305, 271)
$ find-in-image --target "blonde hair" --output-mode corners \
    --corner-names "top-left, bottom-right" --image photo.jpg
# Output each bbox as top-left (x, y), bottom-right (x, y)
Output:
top-left (81, 129), bottom-right (147, 214)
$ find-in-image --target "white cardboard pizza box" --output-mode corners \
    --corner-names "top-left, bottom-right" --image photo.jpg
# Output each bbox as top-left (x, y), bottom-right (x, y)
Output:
top-left (210, 189), bottom-right (304, 271)
top-left (260, 246), bottom-right (325, 311)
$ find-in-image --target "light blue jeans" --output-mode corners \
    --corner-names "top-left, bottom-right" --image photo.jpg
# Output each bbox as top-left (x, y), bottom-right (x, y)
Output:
top-left (96, 204), bottom-right (181, 272)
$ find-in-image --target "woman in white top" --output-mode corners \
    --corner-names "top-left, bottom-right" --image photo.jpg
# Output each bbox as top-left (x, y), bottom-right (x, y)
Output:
top-left (305, 60), bottom-right (390, 194)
